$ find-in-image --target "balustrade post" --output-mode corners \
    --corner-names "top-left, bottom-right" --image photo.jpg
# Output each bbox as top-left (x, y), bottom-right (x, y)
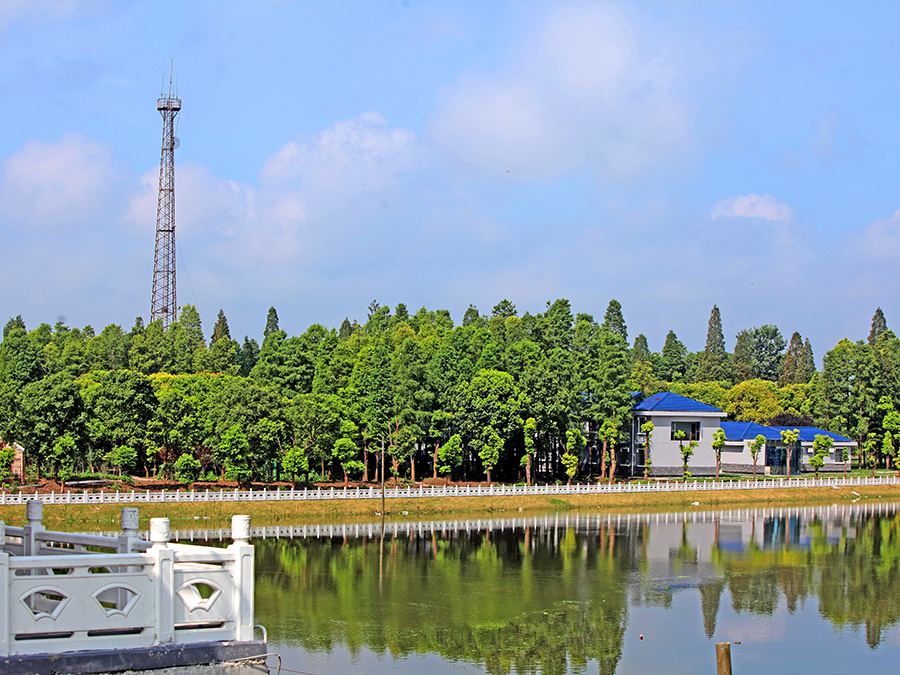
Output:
top-left (229, 515), bottom-right (255, 642)
top-left (150, 518), bottom-right (175, 645)
top-left (118, 507), bottom-right (141, 553)
top-left (0, 521), bottom-right (7, 657)
top-left (23, 499), bottom-right (44, 557)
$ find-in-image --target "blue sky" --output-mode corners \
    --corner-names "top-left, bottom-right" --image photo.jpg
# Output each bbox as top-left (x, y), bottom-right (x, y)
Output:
top-left (1, 1), bottom-right (898, 361)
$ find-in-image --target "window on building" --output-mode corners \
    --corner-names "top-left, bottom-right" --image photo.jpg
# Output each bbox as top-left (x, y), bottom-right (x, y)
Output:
top-left (671, 421), bottom-right (701, 441)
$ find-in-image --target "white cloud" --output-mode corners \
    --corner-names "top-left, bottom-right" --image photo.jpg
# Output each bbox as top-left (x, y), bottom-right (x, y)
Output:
top-left (428, 2), bottom-right (689, 182)
top-left (261, 112), bottom-right (417, 201)
top-left (711, 193), bottom-right (795, 223)
top-left (0, 111), bottom-right (420, 333)
top-left (854, 209), bottom-right (900, 262)
top-left (0, 132), bottom-right (127, 229)
top-left (127, 113), bottom-right (419, 270)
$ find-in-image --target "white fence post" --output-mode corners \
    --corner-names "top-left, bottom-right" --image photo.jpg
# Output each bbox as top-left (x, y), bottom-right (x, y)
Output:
top-left (149, 518), bottom-right (175, 645)
top-left (0, 521), bottom-right (7, 657)
top-left (23, 499), bottom-right (44, 556)
top-left (117, 507), bottom-right (141, 553)
top-left (229, 515), bottom-right (255, 642)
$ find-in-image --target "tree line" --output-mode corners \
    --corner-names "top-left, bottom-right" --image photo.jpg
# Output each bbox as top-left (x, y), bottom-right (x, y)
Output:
top-left (0, 300), bottom-right (896, 485)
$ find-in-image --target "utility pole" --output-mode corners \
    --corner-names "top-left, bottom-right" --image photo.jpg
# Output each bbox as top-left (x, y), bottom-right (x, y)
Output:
top-left (151, 66), bottom-right (181, 329)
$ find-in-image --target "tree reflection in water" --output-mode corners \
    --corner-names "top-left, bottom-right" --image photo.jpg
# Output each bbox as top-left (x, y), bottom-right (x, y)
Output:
top-left (249, 503), bottom-right (900, 673)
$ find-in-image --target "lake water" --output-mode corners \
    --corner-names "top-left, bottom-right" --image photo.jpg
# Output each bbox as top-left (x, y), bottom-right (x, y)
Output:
top-left (246, 502), bottom-right (900, 674)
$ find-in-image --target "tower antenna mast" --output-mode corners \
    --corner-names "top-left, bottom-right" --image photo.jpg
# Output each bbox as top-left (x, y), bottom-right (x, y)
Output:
top-left (150, 62), bottom-right (181, 329)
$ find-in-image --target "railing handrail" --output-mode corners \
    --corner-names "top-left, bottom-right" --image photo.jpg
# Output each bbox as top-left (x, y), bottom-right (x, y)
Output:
top-left (0, 506), bottom-right (257, 658)
top-left (1, 474), bottom-right (896, 506)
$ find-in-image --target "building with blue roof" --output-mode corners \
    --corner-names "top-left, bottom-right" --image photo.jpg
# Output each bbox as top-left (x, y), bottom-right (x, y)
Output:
top-left (634, 392), bottom-right (724, 415)
top-left (623, 393), bottom-right (854, 477)
top-left (627, 392), bottom-right (727, 477)
top-left (770, 427), bottom-right (854, 472)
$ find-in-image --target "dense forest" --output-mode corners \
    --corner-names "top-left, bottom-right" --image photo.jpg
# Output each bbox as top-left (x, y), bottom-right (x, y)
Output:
top-left (0, 299), bottom-right (897, 486)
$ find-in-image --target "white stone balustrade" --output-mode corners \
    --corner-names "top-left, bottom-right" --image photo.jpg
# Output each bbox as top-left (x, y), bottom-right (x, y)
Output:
top-left (0, 503), bottom-right (257, 658)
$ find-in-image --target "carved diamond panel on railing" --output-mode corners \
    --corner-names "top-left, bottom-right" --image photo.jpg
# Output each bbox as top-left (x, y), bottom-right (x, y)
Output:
top-left (21, 588), bottom-right (69, 620)
top-left (177, 580), bottom-right (222, 612)
top-left (93, 585), bottom-right (140, 617)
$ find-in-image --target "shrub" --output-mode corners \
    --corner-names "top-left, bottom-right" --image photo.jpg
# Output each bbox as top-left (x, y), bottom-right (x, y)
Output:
top-left (174, 453), bottom-right (202, 484)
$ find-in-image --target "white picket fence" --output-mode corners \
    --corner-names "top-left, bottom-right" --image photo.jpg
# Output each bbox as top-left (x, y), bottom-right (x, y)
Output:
top-left (1, 474), bottom-right (898, 506)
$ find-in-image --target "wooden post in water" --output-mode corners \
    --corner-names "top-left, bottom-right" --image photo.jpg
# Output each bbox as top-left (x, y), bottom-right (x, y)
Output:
top-left (716, 642), bottom-right (732, 675)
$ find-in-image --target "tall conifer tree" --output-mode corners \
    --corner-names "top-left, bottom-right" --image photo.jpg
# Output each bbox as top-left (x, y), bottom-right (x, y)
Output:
top-left (870, 308), bottom-right (888, 346)
top-left (695, 305), bottom-right (729, 382)
top-left (601, 299), bottom-right (628, 343)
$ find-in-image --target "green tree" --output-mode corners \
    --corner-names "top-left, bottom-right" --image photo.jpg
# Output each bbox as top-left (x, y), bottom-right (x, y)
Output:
top-left (542, 299), bottom-right (573, 352)
top-left (251, 330), bottom-right (315, 397)
top-left (522, 417), bottom-right (536, 485)
top-left (711, 427), bottom-right (726, 479)
top-left (236, 336), bottom-right (260, 377)
top-left (881, 396), bottom-right (900, 473)
top-left (215, 423), bottom-right (251, 482)
top-left (598, 420), bottom-right (619, 483)
top-left (106, 445), bottom-right (139, 477)
top-left (50, 433), bottom-right (78, 486)
top-left (780, 428), bottom-right (800, 478)
top-left (587, 328), bottom-right (632, 481)
top-left (281, 444), bottom-right (309, 486)
top-left (463, 304), bottom-right (482, 327)
top-left (724, 379), bottom-right (781, 423)
top-left (2, 315), bottom-right (26, 340)
top-left (491, 299), bottom-right (517, 319)
top-left (695, 305), bottom-right (730, 383)
top-left (884, 433), bottom-right (896, 473)
top-left (148, 373), bottom-right (215, 476)
top-left (360, 340), bottom-right (394, 483)
top-left (628, 358), bottom-right (657, 398)
top-left (79, 369), bottom-right (156, 473)
top-left (453, 369), bottom-right (525, 483)
top-left (88, 323), bottom-right (129, 372)
top-left (674, 430), bottom-right (697, 481)
top-left (749, 433), bottom-right (766, 478)
top-left (173, 452), bottom-right (201, 483)
top-left (631, 333), bottom-right (650, 364)
top-left (869, 307), bottom-right (888, 346)
top-left (128, 319), bottom-right (173, 374)
top-left (561, 429), bottom-right (583, 485)
top-left (437, 434), bottom-right (463, 476)
top-left (601, 299), bottom-right (627, 343)
top-left (861, 438), bottom-right (878, 476)
top-left (0, 444), bottom-right (14, 484)
top-left (733, 325), bottom-right (786, 382)
top-left (203, 309), bottom-right (239, 374)
top-left (810, 434), bottom-right (833, 478)
top-left (333, 432), bottom-right (363, 486)
top-left (641, 421), bottom-right (654, 479)
top-left (480, 428), bottom-right (504, 484)
top-left (264, 306), bottom-right (280, 338)
top-left (170, 304), bottom-right (206, 374)
top-left (732, 329), bottom-right (754, 383)
top-left (289, 393), bottom-right (342, 480)
top-left (659, 330), bottom-right (687, 382)
top-left (780, 331), bottom-right (813, 386)
top-left (0, 323), bottom-right (42, 387)
top-left (365, 300), bottom-right (391, 334)
top-left (9, 372), bottom-right (86, 479)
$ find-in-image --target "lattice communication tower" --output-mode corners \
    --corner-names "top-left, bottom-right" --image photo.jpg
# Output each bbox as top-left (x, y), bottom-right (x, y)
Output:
top-left (150, 72), bottom-right (181, 329)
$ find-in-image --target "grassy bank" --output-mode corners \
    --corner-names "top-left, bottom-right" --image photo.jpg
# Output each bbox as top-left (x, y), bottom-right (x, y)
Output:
top-left (1, 483), bottom-right (898, 531)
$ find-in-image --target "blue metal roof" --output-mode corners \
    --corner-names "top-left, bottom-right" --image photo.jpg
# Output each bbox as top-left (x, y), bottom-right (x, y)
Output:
top-left (720, 421), bottom-right (781, 442)
top-left (634, 392), bottom-right (723, 414)
top-left (770, 426), bottom-right (853, 443)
